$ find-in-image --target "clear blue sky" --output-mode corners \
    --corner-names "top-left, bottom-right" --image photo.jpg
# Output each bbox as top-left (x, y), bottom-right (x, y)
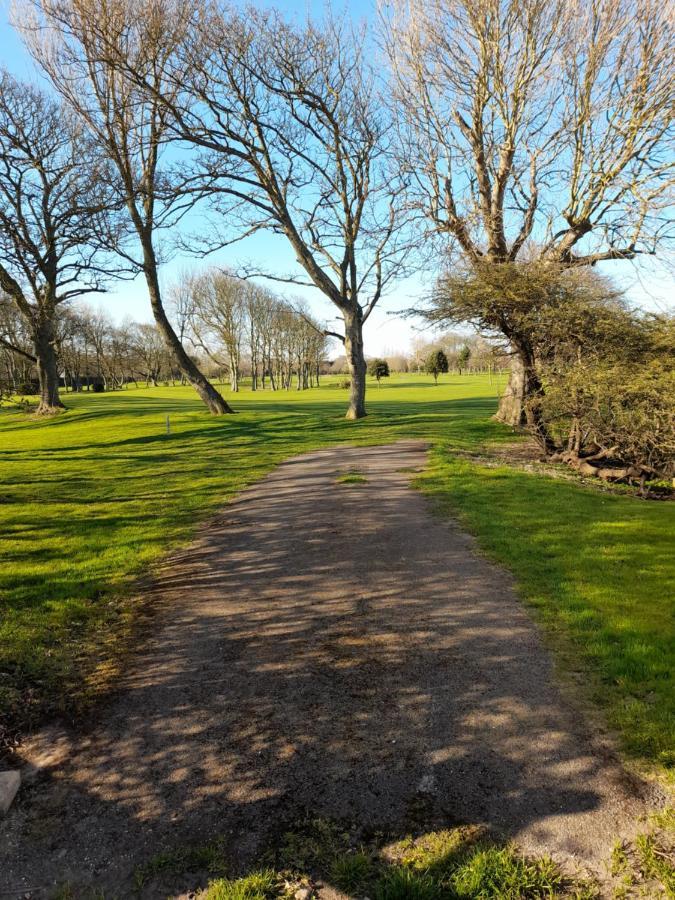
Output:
top-left (1, 0), bottom-right (672, 357)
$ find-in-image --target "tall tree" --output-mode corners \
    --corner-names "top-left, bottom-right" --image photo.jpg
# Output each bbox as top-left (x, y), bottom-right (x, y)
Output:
top-left (188, 270), bottom-right (246, 392)
top-left (150, 4), bottom-right (410, 418)
top-left (384, 0), bottom-right (674, 436)
top-left (0, 70), bottom-right (120, 412)
top-left (20, 0), bottom-right (233, 414)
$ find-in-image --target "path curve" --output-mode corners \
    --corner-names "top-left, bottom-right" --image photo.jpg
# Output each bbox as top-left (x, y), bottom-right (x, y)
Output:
top-left (1, 441), bottom-right (659, 897)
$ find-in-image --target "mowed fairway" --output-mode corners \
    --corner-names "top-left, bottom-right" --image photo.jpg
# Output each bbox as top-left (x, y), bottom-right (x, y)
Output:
top-left (0, 374), bottom-right (673, 777)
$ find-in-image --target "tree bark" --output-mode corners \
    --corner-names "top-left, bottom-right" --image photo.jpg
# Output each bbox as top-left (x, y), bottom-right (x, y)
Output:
top-left (495, 355), bottom-right (527, 427)
top-left (344, 308), bottom-right (367, 420)
top-left (32, 313), bottom-right (65, 414)
top-left (495, 345), bottom-right (557, 454)
top-left (144, 258), bottom-right (233, 415)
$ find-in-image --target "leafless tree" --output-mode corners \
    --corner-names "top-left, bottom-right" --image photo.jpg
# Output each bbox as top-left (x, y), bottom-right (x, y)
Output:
top-left (383, 0), bottom-right (674, 429)
top-left (19, 0), bottom-right (233, 414)
top-left (0, 69), bottom-right (122, 412)
top-left (167, 269), bottom-right (196, 347)
top-left (0, 293), bottom-right (36, 399)
top-left (130, 322), bottom-right (173, 386)
top-left (185, 269), bottom-right (330, 392)
top-left (144, 4), bottom-right (411, 418)
top-left (188, 270), bottom-right (246, 392)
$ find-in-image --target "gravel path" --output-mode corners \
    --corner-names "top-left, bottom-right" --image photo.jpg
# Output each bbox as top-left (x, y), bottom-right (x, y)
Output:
top-left (0, 441), bottom-right (659, 898)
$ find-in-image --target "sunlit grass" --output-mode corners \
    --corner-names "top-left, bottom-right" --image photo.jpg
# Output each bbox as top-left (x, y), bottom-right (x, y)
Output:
top-left (418, 453), bottom-right (675, 773)
top-left (0, 371), bottom-right (673, 776)
top-left (198, 819), bottom-right (577, 899)
top-left (0, 374), bottom-right (506, 732)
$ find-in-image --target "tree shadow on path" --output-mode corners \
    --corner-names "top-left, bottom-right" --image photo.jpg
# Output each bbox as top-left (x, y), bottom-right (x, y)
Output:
top-left (1, 441), bottom-right (657, 898)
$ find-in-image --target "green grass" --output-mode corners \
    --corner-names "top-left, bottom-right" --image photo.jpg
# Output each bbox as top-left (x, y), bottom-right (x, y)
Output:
top-left (0, 372), bottom-right (673, 779)
top-left (279, 820), bottom-right (573, 898)
top-left (418, 452), bottom-right (675, 772)
top-left (0, 374), bottom-right (506, 736)
top-left (133, 838), bottom-right (229, 889)
top-left (198, 819), bottom-right (579, 899)
top-left (202, 870), bottom-right (279, 900)
top-left (336, 468), bottom-right (368, 484)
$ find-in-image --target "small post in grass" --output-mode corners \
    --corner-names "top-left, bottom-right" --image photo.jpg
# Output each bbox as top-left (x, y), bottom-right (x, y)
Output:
top-left (166, 414), bottom-right (171, 435)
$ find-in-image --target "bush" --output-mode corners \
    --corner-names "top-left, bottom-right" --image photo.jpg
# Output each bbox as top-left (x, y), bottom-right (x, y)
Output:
top-left (542, 313), bottom-right (675, 482)
top-left (367, 358), bottom-right (390, 382)
top-left (425, 350), bottom-right (449, 383)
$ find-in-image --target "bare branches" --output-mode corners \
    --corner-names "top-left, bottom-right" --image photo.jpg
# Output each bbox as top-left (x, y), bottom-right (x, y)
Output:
top-left (158, 3), bottom-right (413, 416)
top-left (0, 69), bottom-right (123, 309)
top-left (382, 0), bottom-right (674, 269)
top-left (18, 0), bottom-right (233, 413)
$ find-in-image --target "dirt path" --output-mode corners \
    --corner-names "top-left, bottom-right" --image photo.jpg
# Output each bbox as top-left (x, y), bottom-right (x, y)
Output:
top-left (1, 441), bottom-right (660, 897)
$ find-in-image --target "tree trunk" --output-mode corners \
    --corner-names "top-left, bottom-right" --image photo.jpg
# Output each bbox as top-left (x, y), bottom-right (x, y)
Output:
top-left (32, 314), bottom-right (65, 414)
top-left (344, 308), bottom-right (367, 420)
top-left (495, 345), bottom-right (556, 453)
top-left (144, 261), bottom-right (233, 415)
top-left (495, 355), bottom-right (527, 427)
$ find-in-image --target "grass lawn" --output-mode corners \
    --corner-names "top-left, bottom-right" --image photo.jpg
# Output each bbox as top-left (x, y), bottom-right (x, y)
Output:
top-left (0, 374), bottom-right (673, 779)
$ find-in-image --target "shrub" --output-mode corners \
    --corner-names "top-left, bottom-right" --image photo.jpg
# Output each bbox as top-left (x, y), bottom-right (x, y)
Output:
top-left (368, 358), bottom-right (390, 382)
top-left (425, 350), bottom-right (449, 384)
top-left (542, 313), bottom-right (675, 482)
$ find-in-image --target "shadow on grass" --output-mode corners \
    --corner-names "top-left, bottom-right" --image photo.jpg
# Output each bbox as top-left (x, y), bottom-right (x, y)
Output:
top-left (135, 817), bottom-right (574, 899)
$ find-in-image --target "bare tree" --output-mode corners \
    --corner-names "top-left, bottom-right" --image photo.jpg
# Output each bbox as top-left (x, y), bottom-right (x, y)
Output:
top-left (189, 270), bottom-right (246, 392)
top-left (130, 322), bottom-right (172, 386)
top-left (0, 293), bottom-right (36, 399)
top-left (147, 4), bottom-right (410, 418)
top-left (383, 0), bottom-right (674, 434)
top-left (167, 269), bottom-right (196, 347)
top-left (0, 69), bottom-right (121, 412)
top-left (19, 0), bottom-right (233, 414)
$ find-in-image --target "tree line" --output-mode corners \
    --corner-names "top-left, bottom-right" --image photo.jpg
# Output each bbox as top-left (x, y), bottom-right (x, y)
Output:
top-left (0, 0), bottom-right (672, 464)
top-left (331, 334), bottom-right (507, 378)
top-left (0, 273), bottom-right (330, 399)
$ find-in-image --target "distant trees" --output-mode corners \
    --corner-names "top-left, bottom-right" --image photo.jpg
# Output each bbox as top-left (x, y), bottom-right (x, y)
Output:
top-left (457, 345), bottom-right (471, 376)
top-left (368, 359), bottom-right (390, 384)
top-left (425, 350), bottom-right (449, 384)
top-left (1, 281), bottom-right (333, 400)
top-left (185, 270), bottom-right (329, 392)
top-left (0, 295), bottom-right (36, 399)
top-left (55, 309), bottom-right (176, 390)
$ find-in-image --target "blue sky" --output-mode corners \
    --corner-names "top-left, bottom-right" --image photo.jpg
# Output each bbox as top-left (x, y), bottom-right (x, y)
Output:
top-left (1, 0), bottom-right (672, 356)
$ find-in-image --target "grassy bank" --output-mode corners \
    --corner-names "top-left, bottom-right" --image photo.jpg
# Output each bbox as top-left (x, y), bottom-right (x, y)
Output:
top-left (419, 451), bottom-right (675, 774)
top-left (0, 373), bottom-right (673, 777)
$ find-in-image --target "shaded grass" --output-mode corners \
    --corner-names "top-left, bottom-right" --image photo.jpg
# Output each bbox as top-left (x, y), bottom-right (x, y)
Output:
top-left (133, 837), bottom-right (229, 889)
top-left (197, 818), bottom-right (588, 899)
top-left (418, 451), bottom-right (675, 773)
